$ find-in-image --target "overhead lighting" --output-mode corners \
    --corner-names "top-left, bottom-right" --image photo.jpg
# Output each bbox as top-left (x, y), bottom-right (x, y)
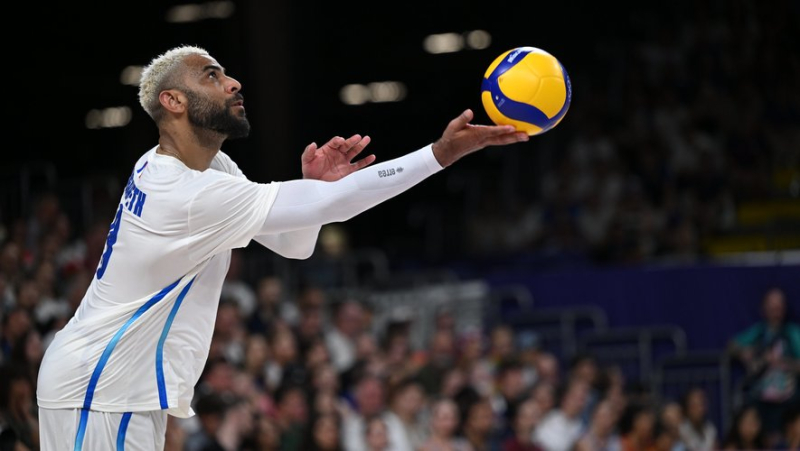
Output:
top-left (423, 33), bottom-right (464, 54)
top-left (340, 82), bottom-right (407, 105)
top-left (465, 30), bottom-right (491, 49)
top-left (165, 1), bottom-right (235, 23)
top-left (423, 30), bottom-right (492, 54)
top-left (120, 65), bottom-right (143, 86)
top-left (86, 107), bottom-right (132, 129)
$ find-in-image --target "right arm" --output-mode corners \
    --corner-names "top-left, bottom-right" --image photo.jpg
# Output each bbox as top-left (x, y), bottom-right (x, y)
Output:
top-left (258, 109), bottom-right (528, 236)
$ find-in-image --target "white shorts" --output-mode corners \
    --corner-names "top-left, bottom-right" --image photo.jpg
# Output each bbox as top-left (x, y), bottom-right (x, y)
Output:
top-left (39, 407), bottom-right (167, 451)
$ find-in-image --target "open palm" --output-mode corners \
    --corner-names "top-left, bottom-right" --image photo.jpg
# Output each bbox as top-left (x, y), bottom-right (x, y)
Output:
top-left (301, 134), bottom-right (376, 181)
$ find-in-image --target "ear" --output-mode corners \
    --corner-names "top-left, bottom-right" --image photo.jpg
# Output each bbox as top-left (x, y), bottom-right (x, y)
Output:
top-left (158, 89), bottom-right (187, 114)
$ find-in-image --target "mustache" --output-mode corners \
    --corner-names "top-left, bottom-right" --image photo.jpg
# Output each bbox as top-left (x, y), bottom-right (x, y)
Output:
top-left (227, 93), bottom-right (244, 106)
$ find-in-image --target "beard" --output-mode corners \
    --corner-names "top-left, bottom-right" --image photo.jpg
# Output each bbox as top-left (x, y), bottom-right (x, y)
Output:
top-left (184, 88), bottom-right (251, 139)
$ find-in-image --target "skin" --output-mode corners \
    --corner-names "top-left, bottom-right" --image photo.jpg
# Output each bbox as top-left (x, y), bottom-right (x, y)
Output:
top-left (155, 52), bottom-right (527, 179)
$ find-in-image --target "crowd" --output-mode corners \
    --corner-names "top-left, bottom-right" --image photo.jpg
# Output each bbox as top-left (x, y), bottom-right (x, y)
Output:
top-left (463, 0), bottom-right (800, 265)
top-left (0, 191), bottom-right (798, 451)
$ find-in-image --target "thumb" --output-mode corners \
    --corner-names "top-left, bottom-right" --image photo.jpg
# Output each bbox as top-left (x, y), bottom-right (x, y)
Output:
top-left (447, 109), bottom-right (474, 132)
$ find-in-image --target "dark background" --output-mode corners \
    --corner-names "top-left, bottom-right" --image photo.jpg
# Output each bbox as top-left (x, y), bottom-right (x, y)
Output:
top-left (5, 0), bottom-right (800, 268)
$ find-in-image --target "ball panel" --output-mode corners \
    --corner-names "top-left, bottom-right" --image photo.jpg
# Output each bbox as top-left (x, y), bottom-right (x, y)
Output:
top-left (521, 52), bottom-right (563, 78)
top-left (498, 66), bottom-right (541, 104)
top-left (481, 91), bottom-right (543, 135)
top-left (532, 77), bottom-right (567, 118)
top-left (483, 49), bottom-right (514, 78)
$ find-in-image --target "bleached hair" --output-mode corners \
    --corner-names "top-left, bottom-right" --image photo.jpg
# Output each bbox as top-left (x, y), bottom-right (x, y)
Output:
top-left (138, 45), bottom-right (209, 121)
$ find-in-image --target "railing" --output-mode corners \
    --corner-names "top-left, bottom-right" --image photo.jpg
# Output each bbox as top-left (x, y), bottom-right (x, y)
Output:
top-left (578, 325), bottom-right (688, 385)
top-left (503, 304), bottom-right (609, 362)
top-left (651, 350), bottom-right (745, 438)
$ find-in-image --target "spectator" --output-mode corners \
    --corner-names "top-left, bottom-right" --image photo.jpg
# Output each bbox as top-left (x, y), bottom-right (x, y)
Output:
top-left (618, 402), bottom-right (656, 451)
top-left (419, 397), bottom-right (473, 451)
top-left (247, 275), bottom-right (289, 334)
top-left (653, 420), bottom-right (680, 451)
top-left (326, 299), bottom-right (367, 374)
top-left (341, 373), bottom-right (408, 451)
top-left (721, 404), bottom-right (767, 450)
top-left (567, 353), bottom-right (601, 426)
top-left (273, 383), bottom-right (309, 451)
top-left (515, 331), bottom-right (542, 392)
top-left (0, 364), bottom-right (39, 451)
top-left (575, 399), bottom-right (622, 451)
top-left (491, 358), bottom-right (528, 436)
top-left (658, 401), bottom-right (687, 451)
top-left (417, 329), bottom-right (458, 396)
top-left (293, 301), bottom-right (327, 358)
top-left (299, 413), bottom-right (343, 451)
top-left (678, 388), bottom-right (717, 451)
top-left (246, 416), bottom-right (281, 451)
top-left (502, 397), bottom-right (544, 451)
top-left (461, 396), bottom-right (502, 451)
top-left (364, 415), bottom-right (391, 451)
top-left (242, 333), bottom-right (270, 391)
top-left (212, 298), bottom-right (247, 366)
top-left (265, 323), bottom-right (304, 392)
top-left (533, 379), bottom-right (590, 451)
top-left (9, 329), bottom-right (43, 394)
top-left (215, 395), bottom-right (256, 451)
top-left (384, 377), bottom-right (428, 449)
top-left (529, 381), bottom-right (557, 418)
top-left (185, 393), bottom-right (227, 451)
top-left (728, 287), bottom-right (800, 441)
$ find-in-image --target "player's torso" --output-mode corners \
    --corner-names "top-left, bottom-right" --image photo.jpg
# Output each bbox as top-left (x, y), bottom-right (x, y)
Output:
top-left (37, 149), bottom-right (233, 415)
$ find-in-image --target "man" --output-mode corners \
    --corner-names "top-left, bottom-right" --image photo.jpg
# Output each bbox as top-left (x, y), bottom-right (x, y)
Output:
top-left (728, 287), bottom-right (800, 442)
top-left (35, 44), bottom-right (528, 450)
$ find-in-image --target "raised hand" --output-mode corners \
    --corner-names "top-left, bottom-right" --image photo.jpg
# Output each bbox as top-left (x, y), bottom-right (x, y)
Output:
top-left (301, 134), bottom-right (377, 181)
top-left (431, 109), bottom-right (529, 167)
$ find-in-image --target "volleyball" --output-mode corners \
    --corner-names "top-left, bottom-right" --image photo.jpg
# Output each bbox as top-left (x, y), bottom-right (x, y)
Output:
top-left (481, 46), bottom-right (572, 136)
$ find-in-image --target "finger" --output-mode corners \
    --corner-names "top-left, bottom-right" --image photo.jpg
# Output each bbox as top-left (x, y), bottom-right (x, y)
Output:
top-left (346, 135), bottom-right (371, 160)
top-left (351, 154), bottom-right (377, 171)
top-left (486, 132), bottom-right (530, 146)
top-left (341, 134), bottom-right (363, 152)
top-left (479, 124), bottom-right (517, 137)
top-left (301, 142), bottom-right (317, 163)
top-left (321, 136), bottom-right (345, 151)
top-left (447, 109), bottom-right (474, 132)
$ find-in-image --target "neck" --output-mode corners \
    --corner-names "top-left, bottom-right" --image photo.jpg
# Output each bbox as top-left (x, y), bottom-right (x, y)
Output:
top-left (158, 125), bottom-right (225, 171)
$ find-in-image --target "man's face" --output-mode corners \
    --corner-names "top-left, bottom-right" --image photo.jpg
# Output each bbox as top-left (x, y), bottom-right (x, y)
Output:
top-left (181, 54), bottom-right (250, 139)
top-left (763, 289), bottom-right (786, 325)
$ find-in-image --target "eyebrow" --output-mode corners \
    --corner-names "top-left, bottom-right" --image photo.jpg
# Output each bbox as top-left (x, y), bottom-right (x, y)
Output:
top-left (202, 64), bottom-right (224, 74)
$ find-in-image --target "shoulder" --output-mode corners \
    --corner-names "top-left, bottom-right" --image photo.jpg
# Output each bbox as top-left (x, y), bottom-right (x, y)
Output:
top-left (210, 150), bottom-right (245, 178)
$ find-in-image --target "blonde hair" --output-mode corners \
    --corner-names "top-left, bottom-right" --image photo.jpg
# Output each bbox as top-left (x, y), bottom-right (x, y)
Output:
top-left (138, 45), bottom-right (208, 122)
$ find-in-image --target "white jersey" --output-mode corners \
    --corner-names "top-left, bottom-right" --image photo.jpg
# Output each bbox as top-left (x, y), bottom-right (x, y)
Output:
top-left (37, 147), bottom-right (279, 418)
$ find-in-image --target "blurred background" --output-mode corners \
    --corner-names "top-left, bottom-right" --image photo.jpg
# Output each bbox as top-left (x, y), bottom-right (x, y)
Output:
top-left (2, 0), bottom-right (799, 450)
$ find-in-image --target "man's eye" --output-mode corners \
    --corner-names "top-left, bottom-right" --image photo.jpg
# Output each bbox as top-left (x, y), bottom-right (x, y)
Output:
top-left (208, 71), bottom-right (218, 79)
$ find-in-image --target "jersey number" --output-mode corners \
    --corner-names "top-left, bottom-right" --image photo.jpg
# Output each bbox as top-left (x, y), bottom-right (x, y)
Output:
top-left (96, 204), bottom-right (123, 279)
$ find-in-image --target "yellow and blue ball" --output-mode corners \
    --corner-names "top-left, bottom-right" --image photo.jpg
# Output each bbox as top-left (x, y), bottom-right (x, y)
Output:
top-left (481, 46), bottom-right (572, 136)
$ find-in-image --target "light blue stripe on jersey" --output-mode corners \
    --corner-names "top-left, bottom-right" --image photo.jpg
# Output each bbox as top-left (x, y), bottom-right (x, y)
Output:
top-left (117, 412), bottom-right (133, 450)
top-left (74, 278), bottom-right (182, 451)
top-left (156, 276), bottom-right (196, 409)
top-left (74, 408), bottom-right (90, 451)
